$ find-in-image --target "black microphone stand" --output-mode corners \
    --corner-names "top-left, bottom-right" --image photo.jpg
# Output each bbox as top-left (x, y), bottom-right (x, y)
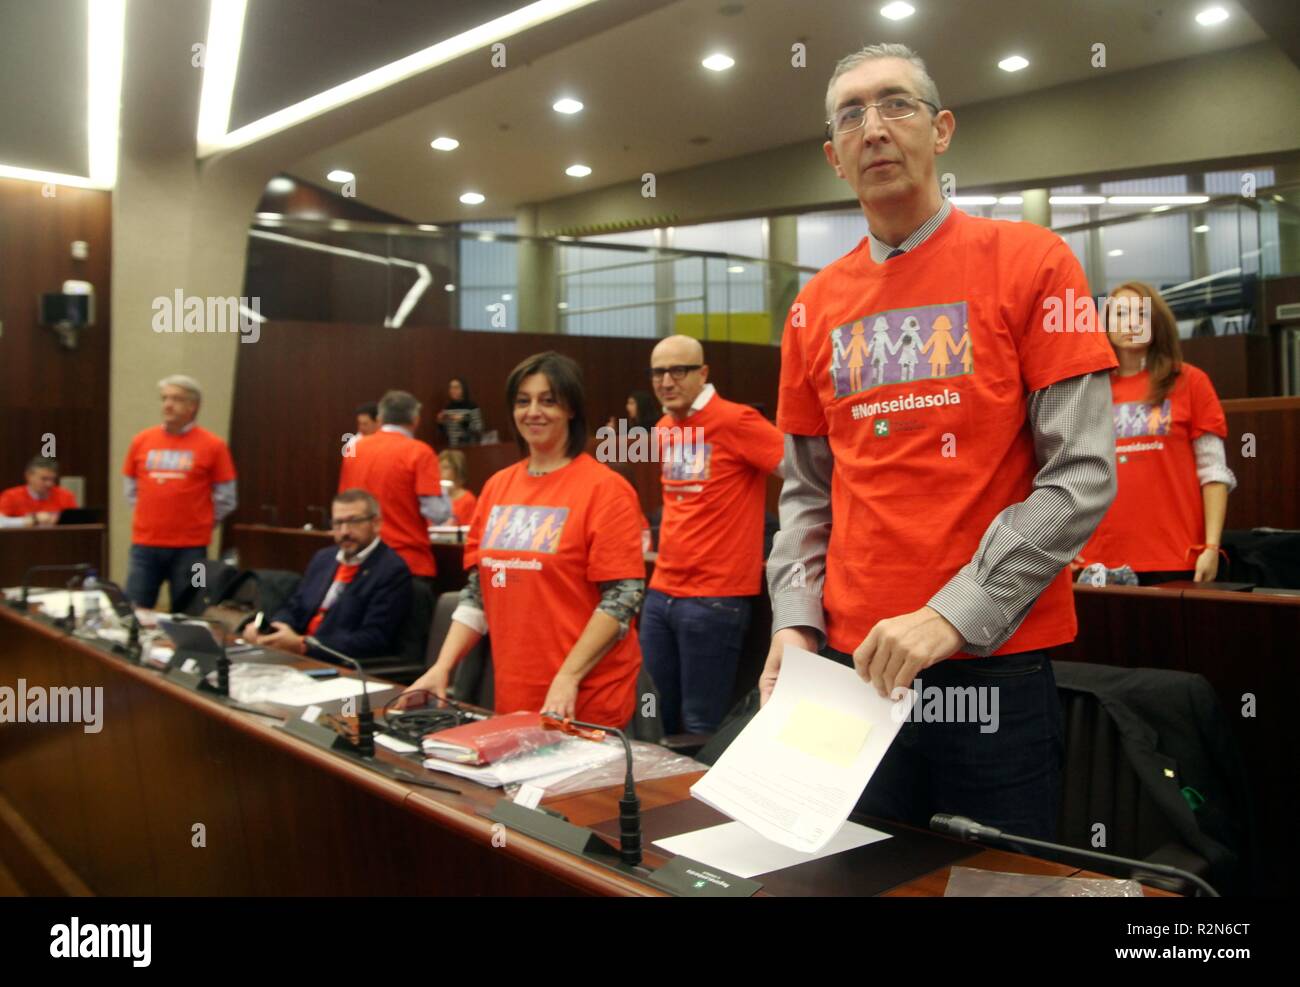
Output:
top-left (930, 813), bottom-right (1220, 897)
top-left (306, 636), bottom-right (375, 757)
top-left (10, 562), bottom-right (91, 613)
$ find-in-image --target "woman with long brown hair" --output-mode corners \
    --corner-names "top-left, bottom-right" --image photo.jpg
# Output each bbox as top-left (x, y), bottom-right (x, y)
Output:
top-left (1080, 281), bottom-right (1236, 583)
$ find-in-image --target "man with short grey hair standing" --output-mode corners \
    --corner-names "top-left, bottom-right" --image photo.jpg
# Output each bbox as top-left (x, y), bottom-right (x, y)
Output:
top-left (339, 389), bottom-right (450, 582)
top-left (123, 374), bottom-right (238, 607)
top-left (765, 44), bottom-right (1117, 839)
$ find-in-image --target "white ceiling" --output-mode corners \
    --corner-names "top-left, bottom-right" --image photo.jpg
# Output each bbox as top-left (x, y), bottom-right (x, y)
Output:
top-left (285, 0), bottom-right (1267, 222)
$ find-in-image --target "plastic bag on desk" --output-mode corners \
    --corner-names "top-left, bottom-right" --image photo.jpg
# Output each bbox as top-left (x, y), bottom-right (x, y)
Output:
top-left (503, 741), bottom-right (704, 799)
top-left (944, 866), bottom-right (1143, 897)
top-left (223, 662), bottom-right (316, 704)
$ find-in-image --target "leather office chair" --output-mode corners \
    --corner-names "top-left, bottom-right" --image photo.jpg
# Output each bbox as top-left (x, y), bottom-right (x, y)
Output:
top-left (360, 579), bottom-right (435, 682)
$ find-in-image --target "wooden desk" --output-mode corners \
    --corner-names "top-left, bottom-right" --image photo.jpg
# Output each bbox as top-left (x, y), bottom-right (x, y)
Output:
top-left (1056, 582), bottom-right (1300, 896)
top-left (0, 604), bottom-right (1153, 897)
top-left (0, 525), bottom-right (107, 588)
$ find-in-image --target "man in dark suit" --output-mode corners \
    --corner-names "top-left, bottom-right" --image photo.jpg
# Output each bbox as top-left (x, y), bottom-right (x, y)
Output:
top-left (249, 489), bottom-right (412, 663)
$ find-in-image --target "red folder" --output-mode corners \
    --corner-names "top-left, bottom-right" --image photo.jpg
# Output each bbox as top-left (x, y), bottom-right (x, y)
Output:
top-left (420, 712), bottom-right (549, 765)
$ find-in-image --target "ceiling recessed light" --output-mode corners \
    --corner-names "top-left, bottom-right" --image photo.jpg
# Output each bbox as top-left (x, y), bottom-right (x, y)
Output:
top-left (1195, 6), bottom-right (1229, 26)
top-left (997, 195), bottom-right (1023, 205)
top-left (444, 283), bottom-right (456, 292)
top-left (880, 2), bottom-right (915, 20)
top-left (998, 55), bottom-right (1029, 72)
top-left (702, 53), bottom-right (735, 72)
top-left (1108, 249), bottom-right (1124, 257)
top-left (265, 176), bottom-right (294, 194)
top-left (418, 223), bottom-right (440, 231)
top-left (1194, 225), bottom-right (1211, 234)
top-left (502, 293), bottom-right (513, 301)
top-left (326, 169), bottom-right (354, 183)
top-left (557, 301), bottom-right (569, 309)
top-left (553, 98), bottom-right (584, 114)
top-left (430, 137), bottom-right (459, 151)
top-left (460, 192), bottom-right (485, 205)
top-left (727, 265), bottom-right (745, 274)
top-left (1151, 205), bottom-right (1172, 212)
top-left (566, 164), bottom-right (592, 177)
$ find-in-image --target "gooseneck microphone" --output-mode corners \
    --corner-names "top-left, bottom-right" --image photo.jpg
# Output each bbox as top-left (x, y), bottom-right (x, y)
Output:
top-left (546, 715), bottom-right (642, 867)
top-left (11, 562), bottom-right (91, 612)
top-left (930, 813), bottom-right (1220, 897)
top-left (306, 636), bottom-right (375, 757)
top-left (182, 616), bottom-right (232, 696)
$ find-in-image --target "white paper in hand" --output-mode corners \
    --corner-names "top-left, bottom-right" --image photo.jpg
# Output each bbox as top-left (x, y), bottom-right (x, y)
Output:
top-left (690, 644), bottom-right (915, 853)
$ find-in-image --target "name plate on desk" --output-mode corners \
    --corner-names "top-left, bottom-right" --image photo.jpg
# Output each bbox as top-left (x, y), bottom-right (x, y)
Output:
top-left (647, 855), bottom-right (760, 897)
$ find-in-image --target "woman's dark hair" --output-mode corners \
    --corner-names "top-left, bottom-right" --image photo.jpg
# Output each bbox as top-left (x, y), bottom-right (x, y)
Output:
top-left (627, 389), bottom-right (659, 428)
top-left (505, 351), bottom-right (587, 459)
top-left (446, 377), bottom-right (475, 408)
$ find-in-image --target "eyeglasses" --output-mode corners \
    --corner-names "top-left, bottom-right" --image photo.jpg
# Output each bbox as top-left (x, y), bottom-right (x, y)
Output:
top-left (827, 95), bottom-right (938, 135)
top-left (330, 515), bottom-right (375, 529)
top-left (648, 365), bottom-right (703, 382)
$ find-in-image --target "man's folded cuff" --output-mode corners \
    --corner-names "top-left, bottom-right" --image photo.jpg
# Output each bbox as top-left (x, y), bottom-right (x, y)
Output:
top-left (451, 604), bottom-right (487, 636)
top-left (926, 572), bottom-right (1008, 656)
top-left (769, 593), bottom-right (827, 650)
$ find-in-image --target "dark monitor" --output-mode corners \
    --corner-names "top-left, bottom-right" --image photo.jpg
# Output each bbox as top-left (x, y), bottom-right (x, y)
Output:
top-left (39, 293), bottom-right (91, 328)
top-left (57, 508), bottom-right (103, 525)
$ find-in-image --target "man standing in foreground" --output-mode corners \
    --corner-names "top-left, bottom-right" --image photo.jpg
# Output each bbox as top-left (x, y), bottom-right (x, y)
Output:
top-left (765, 44), bottom-right (1117, 838)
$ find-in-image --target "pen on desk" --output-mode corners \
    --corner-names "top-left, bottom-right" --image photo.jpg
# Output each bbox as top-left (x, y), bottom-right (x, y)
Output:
top-left (389, 769), bottom-right (460, 795)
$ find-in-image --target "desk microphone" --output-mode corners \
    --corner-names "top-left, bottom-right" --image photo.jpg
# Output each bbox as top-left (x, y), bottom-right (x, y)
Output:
top-left (182, 616), bottom-right (232, 697)
top-left (929, 813), bottom-right (1220, 897)
top-left (545, 715), bottom-right (642, 867)
top-left (306, 637), bottom-right (375, 757)
top-left (90, 576), bottom-right (142, 663)
top-left (11, 562), bottom-right (91, 612)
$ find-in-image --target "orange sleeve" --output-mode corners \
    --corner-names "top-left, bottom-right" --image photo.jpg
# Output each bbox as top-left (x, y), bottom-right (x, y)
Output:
top-left (211, 436), bottom-right (237, 484)
top-left (735, 406), bottom-right (785, 474)
top-left (585, 474), bottom-right (646, 583)
top-left (1016, 237), bottom-right (1118, 392)
top-left (0, 488), bottom-right (21, 516)
top-left (1187, 367), bottom-right (1228, 440)
top-left (56, 487), bottom-right (79, 511)
top-left (122, 433), bottom-right (141, 477)
top-left (413, 443), bottom-right (442, 497)
top-left (776, 300), bottom-right (828, 436)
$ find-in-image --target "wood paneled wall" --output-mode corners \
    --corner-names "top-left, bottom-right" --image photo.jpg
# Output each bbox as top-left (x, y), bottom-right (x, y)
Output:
top-left (0, 178), bottom-right (111, 509)
top-left (1222, 396), bottom-right (1300, 530)
top-left (228, 320), bottom-right (781, 528)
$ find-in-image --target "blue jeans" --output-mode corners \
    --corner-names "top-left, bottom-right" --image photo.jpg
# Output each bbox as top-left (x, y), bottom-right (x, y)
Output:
top-left (126, 544), bottom-right (207, 610)
top-left (640, 590), bottom-right (752, 734)
top-left (823, 646), bottom-right (1063, 840)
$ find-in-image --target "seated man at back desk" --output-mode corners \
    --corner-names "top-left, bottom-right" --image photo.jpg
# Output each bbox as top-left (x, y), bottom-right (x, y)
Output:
top-left (0, 457), bottom-right (79, 527)
top-left (247, 489), bottom-right (412, 664)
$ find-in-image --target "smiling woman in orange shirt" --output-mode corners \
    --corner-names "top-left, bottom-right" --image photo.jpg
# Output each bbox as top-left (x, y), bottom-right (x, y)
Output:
top-left (406, 352), bottom-right (646, 727)
top-left (1081, 281), bottom-right (1236, 583)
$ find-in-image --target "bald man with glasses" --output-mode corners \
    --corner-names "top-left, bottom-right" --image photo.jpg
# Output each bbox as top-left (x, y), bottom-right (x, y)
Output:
top-left (640, 334), bottom-right (784, 734)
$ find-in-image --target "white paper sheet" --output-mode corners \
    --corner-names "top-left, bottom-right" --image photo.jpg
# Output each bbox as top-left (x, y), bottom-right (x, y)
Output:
top-left (654, 820), bottom-right (891, 879)
top-left (689, 644), bottom-right (915, 853)
top-left (264, 678), bottom-right (392, 707)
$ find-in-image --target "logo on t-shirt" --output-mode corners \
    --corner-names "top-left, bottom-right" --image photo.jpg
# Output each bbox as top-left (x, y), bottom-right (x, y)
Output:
top-left (1113, 399), bottom-right (1171, 438)
top-left (481, 505), bottom-right (570, 554)
top-left (144, 449), bottom-right (195, 480)
top-left (830, 301), bottom-right (971, 398)
top-left (662, 442), bottom-right (713, 482)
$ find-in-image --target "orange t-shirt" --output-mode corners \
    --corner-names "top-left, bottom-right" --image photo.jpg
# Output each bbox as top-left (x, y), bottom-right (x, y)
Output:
top-left (651, 395), bottom-right (783, 597)
top-left (465, 454), bottom-right (645, 727)
top-left (0, 485), bottom-right (77, 517)
top-left (122, 425), bottom-right (237, 547)
top-left (339, 428), bottom-right (441, 577)
top-left (451, 489), bottom-right (478, 526)
top-left (306, 560), bottom-right (360, 637)
top-left (1080, 363), bottom-right (1226, 572)
top-left (779, 208), bottom-right (1117, 657)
